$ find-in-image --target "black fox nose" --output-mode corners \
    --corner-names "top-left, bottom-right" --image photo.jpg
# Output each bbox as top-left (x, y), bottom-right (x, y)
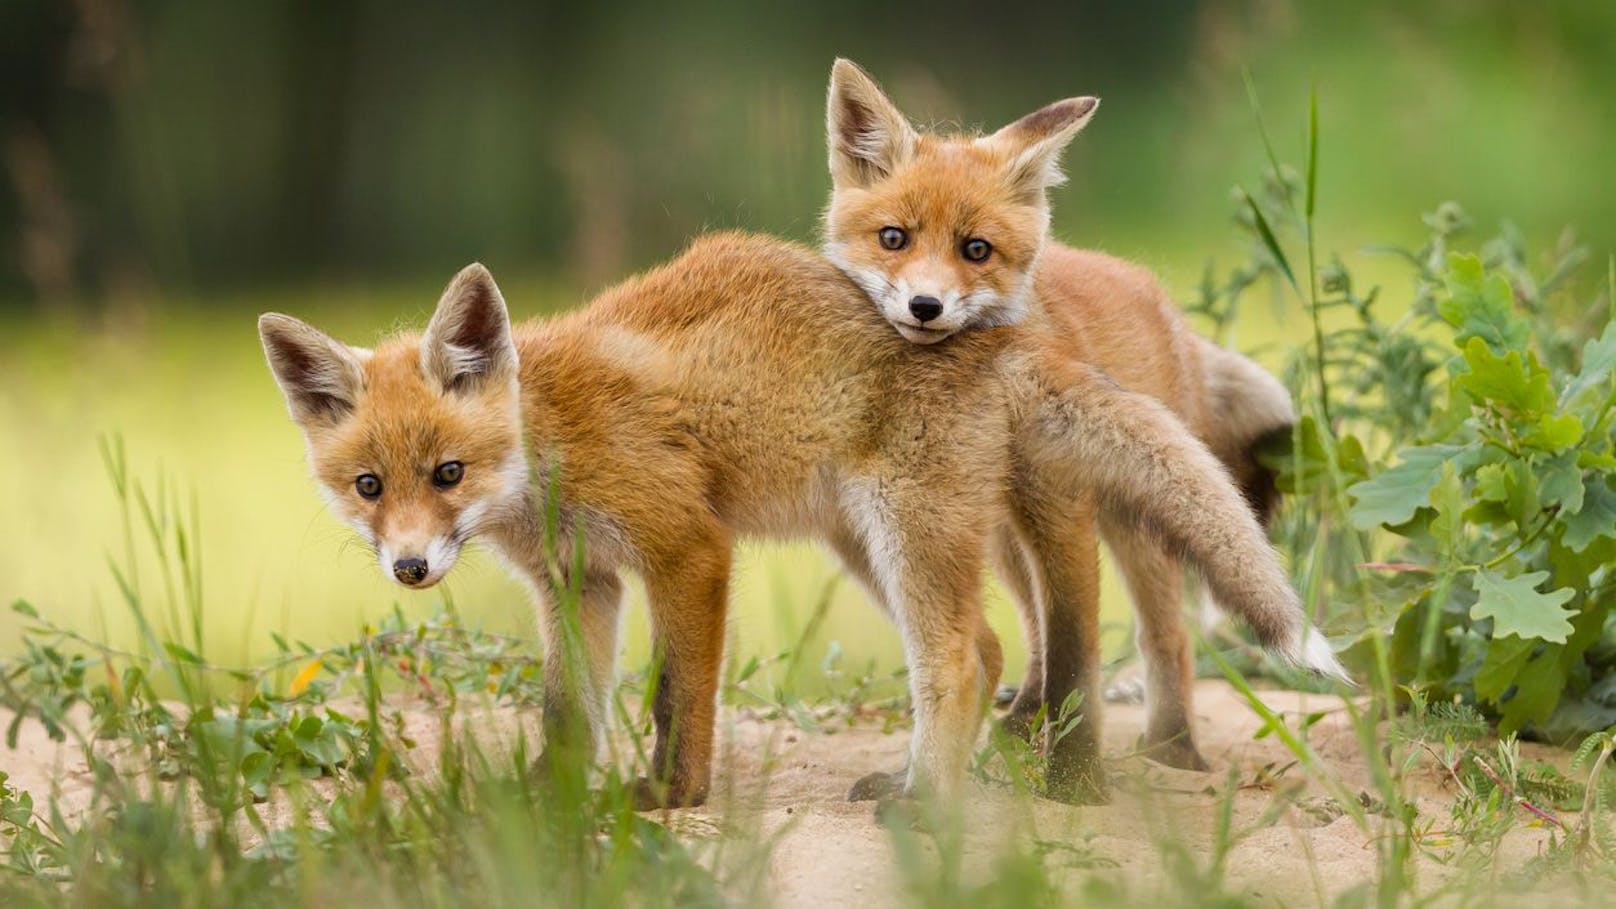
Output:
top-left (393, 558), bottom-right (429, 585)
top-left (908, 296), bottom-right (944, 323)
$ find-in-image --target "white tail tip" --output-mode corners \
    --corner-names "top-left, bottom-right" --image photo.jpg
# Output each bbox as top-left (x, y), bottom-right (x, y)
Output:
top-left (1295, 625), bottom-right (1353, 687)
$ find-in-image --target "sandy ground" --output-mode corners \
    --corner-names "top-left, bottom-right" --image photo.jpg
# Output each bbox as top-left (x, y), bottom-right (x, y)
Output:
top-left (0, 680), bottom-right (1574, 907)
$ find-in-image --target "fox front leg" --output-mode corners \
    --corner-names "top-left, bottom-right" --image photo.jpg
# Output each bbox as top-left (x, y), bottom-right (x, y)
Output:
top-left (534, 569), bottom-right (625, 782)
top-left (840, 477), bottom-right (989, 810)
top-left (828, 518), bottom-right (1003, 804)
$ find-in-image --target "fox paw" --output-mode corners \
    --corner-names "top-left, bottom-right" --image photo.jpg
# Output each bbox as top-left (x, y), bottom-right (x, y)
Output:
top-left (997, 701), bottom-right (1045, 743)
top-left (992, 683), bottom-right (1021, 708)
top-left (1103, 677), bottom-right (1146, 704)
top-left (1043, 766), bottom-right (1111, 806)
top-left (873, 796), bottom-right (926, 830)
top-left (1137, 734), bottom-right (1210, 772)
top-left (848, 768), bottom-right (908, 802)
top-left (628, 776), bottom-right (707, 811)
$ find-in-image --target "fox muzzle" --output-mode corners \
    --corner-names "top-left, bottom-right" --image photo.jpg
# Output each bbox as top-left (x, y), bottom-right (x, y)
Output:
top-left (393, 558), bottom-right (430, 586)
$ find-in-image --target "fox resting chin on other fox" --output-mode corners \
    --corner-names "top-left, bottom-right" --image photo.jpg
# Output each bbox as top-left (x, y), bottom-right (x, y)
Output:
top-left (261, 237), bottom-right (1341, 812)
top-left (822, 59), bottom-right (1340, 781)
top-left (260, 66), bottom-right (1345, 813)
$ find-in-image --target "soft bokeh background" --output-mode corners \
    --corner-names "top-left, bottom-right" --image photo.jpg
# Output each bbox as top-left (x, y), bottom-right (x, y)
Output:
top-left (2, 0), bottom-right (1613, 681)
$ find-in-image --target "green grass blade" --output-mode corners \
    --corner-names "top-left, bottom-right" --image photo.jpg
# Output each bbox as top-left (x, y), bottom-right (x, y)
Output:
top-left (1242, 188), bottom-right (1299, 292)
top-left (1306, 84), bottom-right (1319, 220)
top-left (1207, 644), bottom-right (1367, 830)
top-left (1242, 67), bottom-right (1286, 194)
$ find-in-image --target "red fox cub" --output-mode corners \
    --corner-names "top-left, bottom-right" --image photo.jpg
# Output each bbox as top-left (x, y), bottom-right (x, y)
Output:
top-left (261, 237), bottom-right (1335, 811)
top-left (823, 60), bottom-right (1329, 775)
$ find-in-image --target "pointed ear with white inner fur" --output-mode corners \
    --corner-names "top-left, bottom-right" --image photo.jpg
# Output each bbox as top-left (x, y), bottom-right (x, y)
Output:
top-left (422, 263), bottom-right (518, 393)
top-left (826, 58), bottom-right (919, 188)
top-left (259, 313), bottom-right (366, 429)
top-left (990, 96), bottom-right (1100, 204)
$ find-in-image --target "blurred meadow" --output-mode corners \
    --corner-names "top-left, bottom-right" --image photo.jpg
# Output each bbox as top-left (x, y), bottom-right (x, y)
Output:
top-left (2, 0), bottom-right (1614, 679)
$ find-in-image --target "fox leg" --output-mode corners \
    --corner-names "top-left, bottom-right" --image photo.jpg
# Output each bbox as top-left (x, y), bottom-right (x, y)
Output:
top-left (840, 478), bottom-right (988, 804)
top-left (994, 528), bottom-right (1046, 739)
top-left (1100, 519), bottom-right (1209, 771)
top-left (897, 576), bottom-right (986, 803)
top-left (1010, 485), bottom-right (1108, 804)
top-left (536, 569), bottom-right (625, 774)
top-left (829, 523), bottom-right (1001, 802)
top-left (826, 523), bottom-right (909, 803)
top-left (634, 535), bottom-right (732, 810)
top-left (974, 612), bottom-right (1005, 718)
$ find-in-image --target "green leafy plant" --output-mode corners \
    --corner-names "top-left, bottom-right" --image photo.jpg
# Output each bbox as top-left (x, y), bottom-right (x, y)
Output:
top-left (1332, 250), bottom-right (1616, 736)
top-left (1201, 144), bottom-right (1616, 737)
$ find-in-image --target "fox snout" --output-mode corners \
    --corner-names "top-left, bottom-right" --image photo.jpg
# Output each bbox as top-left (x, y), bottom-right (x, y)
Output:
top-left (378, 536), bottom-right (460, 589)
top-left (392, 557), bottom-right (430, 586)
top-left (908, 295), bottom-right (943, 323)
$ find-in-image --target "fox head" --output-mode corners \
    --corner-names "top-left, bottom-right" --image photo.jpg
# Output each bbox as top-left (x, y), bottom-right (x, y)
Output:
top-left (259, 264), bottom-right (529, 589)
top-left (822, 59), bottom-right (1098, 344)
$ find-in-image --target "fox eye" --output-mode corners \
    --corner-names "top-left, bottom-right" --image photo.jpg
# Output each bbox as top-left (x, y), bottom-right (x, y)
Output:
top-left (356, 474), bottom-right (383, 500)
top-left (878, 227), bottom-right (908, 251)
top-left (432, 461), bottom-right (464, 488)
top-left (961, 238), bottom-right (993, 263)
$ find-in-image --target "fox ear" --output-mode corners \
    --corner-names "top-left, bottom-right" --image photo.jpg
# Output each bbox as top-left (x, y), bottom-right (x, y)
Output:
top-left (991, 96), bottom-right (1099, 204)
top-left (259, 313), bottom-right (365, 427)
top-left (423, 263), bottom-right (517, 393)
top-left (827, 58), bottom-right (918, 188)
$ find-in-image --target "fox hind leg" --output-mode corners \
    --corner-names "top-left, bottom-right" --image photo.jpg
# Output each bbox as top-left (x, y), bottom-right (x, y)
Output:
top-left (994, 527), bottom-right (1046, 741)
top-left (1013, 486), bottom-right (1108, 804)
top-left (1101, 518), bottom-right (1209, 772)
top-left (633, 535), bottom-right (733, 810)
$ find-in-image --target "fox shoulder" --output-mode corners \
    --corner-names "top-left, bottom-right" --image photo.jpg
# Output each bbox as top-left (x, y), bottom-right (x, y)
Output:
top-left (1038, 245), bottom-right (1167, 303)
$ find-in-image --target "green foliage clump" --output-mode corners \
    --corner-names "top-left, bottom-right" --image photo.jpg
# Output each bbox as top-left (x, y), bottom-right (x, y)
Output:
top-left (1335, 244), bottom-right (1616, 736)
top-left (1208, 162), bottom-right (1616, 737)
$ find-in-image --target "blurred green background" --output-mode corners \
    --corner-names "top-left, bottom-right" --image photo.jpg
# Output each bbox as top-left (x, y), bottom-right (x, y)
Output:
top-left (2, 0), bottom-right (1613, 680)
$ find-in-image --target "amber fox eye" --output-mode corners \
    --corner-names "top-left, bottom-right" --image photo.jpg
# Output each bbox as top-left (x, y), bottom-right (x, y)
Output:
top-left (961, 238), bottom-right (992, 262)
top-left (356, 474), bottom-right (383, 500)
top-left (433, 461), bottom-right (464, 488)
top-left (878, 226), bottom-right (908, 251)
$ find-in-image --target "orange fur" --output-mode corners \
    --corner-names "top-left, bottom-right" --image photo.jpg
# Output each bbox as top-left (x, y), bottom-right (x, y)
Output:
top-left (261, 230), bottom-right (1321, 810)
top-left (824, 60), bottom-right (1329, 788)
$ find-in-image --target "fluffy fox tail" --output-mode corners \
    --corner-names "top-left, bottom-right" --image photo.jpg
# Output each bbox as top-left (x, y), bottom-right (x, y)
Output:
top-left (1195, 338), bottom-right (1296, 530)
top-left (1013, 349), bottom-right (1349, 683)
